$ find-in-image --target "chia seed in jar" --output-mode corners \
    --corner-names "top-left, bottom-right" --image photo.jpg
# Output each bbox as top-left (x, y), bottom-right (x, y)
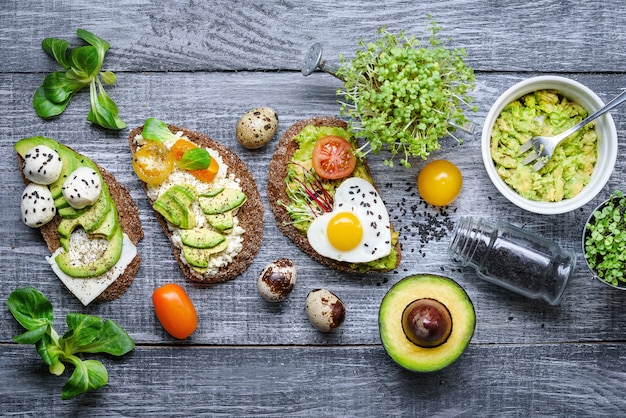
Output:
top-left (448, 217), bottom-right (576, 305)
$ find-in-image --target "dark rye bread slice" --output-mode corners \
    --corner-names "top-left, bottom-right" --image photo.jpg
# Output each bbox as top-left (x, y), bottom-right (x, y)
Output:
top-left (17, 153), bottom-right (143, 303)
top-left (267, 116), bottom-right (402, 273)
top-left (128, 124), bottom-right (263, 284)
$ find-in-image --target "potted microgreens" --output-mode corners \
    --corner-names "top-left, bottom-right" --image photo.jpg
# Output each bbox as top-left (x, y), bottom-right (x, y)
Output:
top-left (336, 18), bottom-right (477, 167)
top-left (583, 190), bottom-right (626, 288)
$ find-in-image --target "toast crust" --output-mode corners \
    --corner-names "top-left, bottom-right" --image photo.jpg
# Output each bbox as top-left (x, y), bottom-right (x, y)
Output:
top-left (17, 152), bottom-right (143, 303)
top-left (128, 125), bottom-right (264, 284)
top-left (267, 116), bottom-right (401, 274)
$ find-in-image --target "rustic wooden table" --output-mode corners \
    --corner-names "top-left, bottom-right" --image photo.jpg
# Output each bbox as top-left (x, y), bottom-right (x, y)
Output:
top-left (1, 0), bottom-right (626, 416)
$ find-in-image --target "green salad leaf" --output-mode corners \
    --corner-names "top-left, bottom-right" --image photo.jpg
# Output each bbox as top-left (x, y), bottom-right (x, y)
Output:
top-left (33, 28), bottom-right (125, 130)
top-left (178, 148), bottom-right (212, 170)
top-left (337, 18), bottom-right (477, 167)
top-left (6, 287), bottom-right (134, 400)
top-left (142, 117), bottom-right (179, 142)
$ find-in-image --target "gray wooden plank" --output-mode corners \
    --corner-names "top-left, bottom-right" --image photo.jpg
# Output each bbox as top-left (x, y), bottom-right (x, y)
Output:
top-left (1, 71), bottom-right (626, 347)
top-left (0, 0), bottom-right (625, 73)
top-left (2, 343), bottom-right (626, 416)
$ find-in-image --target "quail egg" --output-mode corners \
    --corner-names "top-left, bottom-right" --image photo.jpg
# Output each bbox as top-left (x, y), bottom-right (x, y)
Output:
top-left (236, 107), bottom-right (278, 149)
top-left (257, 258), bottom-right (296, 302)
top-left (305, 288), bottom-right (346, 332)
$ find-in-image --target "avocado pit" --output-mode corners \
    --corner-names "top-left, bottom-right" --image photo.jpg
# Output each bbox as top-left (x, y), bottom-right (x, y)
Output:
top-left (401, 298), bottom-right (452, 348)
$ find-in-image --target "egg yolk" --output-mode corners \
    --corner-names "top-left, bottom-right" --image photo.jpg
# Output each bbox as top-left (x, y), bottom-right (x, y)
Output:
top-left (327, 212), bottom-right (363, 251)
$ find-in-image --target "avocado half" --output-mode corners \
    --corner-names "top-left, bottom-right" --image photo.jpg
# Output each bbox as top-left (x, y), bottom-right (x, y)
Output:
top-left (379, 274), bottom-right (475, 372)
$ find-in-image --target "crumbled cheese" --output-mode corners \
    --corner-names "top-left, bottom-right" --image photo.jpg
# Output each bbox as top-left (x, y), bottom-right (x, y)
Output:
top-left (134, 133), bottom-right (246, 277)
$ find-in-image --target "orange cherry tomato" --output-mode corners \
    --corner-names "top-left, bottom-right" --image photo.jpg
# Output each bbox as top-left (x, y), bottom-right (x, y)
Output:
top-left (417, 159), bottom-right (463, 206)
top-left (132, 141), bottom-right (175, 186)
top-left (152, 283), bottom-right (198, 339)
top-left (170, 138), bottom-right (219, 183)
top-left (312, 135), bottom-right (357, 180)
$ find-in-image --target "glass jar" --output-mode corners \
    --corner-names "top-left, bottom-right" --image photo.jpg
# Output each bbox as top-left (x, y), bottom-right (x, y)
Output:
top-left (448, 217), bottom-right (576, 305)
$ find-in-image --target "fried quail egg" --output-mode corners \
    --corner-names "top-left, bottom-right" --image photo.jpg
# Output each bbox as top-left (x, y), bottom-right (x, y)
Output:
top-left (307, 177), bottom-right (392, 263)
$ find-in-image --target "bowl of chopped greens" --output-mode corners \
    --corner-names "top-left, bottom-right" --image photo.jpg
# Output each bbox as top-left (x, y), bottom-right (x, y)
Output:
top-left (583, 191), bottom-right (626, 289)
top-left (481, 76), bottom-right (617, 215)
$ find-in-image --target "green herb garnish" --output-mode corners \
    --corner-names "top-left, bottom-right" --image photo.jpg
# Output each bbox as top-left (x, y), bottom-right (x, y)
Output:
top-left (7, 287), bottom-right (135, 400)
top-left (33, 29), bottom-right (125, 130)
top-left (584, 190), bottom-right (626, 286)
top-left (178, 148), bottom-right (212, 170)
top-left (142, 117), bottom-right (179, 142)
top-left (337, 18), bottom-right (477, 167)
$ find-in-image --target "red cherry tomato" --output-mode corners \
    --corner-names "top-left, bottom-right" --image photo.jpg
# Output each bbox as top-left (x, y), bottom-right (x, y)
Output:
top-left (312, 136), bottom-right (357, 180)
top-left (417, 159), bottom-right (463, 206)
top-left (152, 283), bottom-right (198, 339)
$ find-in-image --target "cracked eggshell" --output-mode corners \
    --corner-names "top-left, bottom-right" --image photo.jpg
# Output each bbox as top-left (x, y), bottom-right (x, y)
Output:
top-left (305, 288), bottom-right (346, 332)
top-left (236, 107), bottom-right (278, 149)
top-left (257, 258), bottom-right (296, 302)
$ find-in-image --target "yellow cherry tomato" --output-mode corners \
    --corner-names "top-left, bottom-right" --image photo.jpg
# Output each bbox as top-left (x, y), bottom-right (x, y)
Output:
top-left (417, 160), bottom-right (462, 206)
top-left (132, 141), bottom-right (175, 186)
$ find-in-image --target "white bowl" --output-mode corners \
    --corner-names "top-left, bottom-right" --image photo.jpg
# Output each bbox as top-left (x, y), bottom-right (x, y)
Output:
top-left (481, 76), bottom-right (618, 214)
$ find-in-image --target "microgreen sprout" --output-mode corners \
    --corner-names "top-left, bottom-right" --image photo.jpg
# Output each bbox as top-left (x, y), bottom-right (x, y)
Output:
top-left (584, 190), bottom-right (626, 286)
top-left (336, 18), bottom-right (477, 167)
top-left (283, 162), bottom-right (335, 225)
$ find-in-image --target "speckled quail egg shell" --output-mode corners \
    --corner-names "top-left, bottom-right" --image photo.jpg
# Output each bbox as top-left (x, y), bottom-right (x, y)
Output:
top-left (22, 145), bottom-right (63, 185)
top-left (305, 288), bottom-right (346, 332)
top-left (257, 258), bottom-right (296, 302)
top-left (21, 183), bottom-right (56, 228)
top-left (62, 167), bottom-right (102, 209)
top-left (236, 107), bottom-right (278, 149)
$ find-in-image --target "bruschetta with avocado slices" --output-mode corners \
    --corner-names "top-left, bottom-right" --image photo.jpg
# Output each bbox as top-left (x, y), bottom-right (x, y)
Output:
top-left (15, 137), bottom-right (143, 305)
top-left (128, 118), bottom-right (263, 283)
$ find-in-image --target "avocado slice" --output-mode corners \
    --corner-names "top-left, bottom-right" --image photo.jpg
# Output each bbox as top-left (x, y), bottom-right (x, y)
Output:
top-left (180, 229), bottom-right (225, 249)
top-left (55, 223), bottom-right (124, 278)
top-left (153, 184), bottom-right (197, 229)
top-left (182, 239), bottom-right (229, 268)
top-left (206, 211), bottom-right (234, 232)
top-left (198, 188), bottom-right (246, 215)
top-left (378, 274), bottom-right (475, 372)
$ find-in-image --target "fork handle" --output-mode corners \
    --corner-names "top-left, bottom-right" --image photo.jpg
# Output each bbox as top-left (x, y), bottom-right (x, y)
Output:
top-left (554, 89), bottom-right (626, 142)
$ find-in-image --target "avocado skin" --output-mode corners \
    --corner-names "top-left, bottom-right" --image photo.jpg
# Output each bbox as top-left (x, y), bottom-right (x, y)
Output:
top-left (378, 274), bottom-right (475, 372)
top-left (15, 136), bottom-right (122, 278)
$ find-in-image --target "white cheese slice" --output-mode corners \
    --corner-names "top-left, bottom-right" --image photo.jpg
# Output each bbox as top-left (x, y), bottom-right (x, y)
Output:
top-left (46, 233), bottom-right (137, 306)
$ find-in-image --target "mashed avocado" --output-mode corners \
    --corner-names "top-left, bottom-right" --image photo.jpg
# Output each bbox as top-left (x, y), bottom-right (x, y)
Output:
top-left (491, 89), bottom-right (598, 202)
top-left (283, 125), bottom-right (398, 272)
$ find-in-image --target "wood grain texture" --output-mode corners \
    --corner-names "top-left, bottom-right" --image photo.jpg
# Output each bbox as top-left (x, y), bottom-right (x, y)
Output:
top-left (3, 343), bottom-right (626, 416)
top-left (1, 0), bottom-right (626, 415)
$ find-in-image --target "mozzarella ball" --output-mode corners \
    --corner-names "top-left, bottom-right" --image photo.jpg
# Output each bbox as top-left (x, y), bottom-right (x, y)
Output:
top-left (21, 183), bottom-right (56, 227)
top-left (62, 167), bottom-right (102, 209)
top-left (22, 145), bottom-right (63, 185)
top-left (257, 258), bottom-right (296, 302)
top-left (305, 288), bottom-right (346, 332)
top-left (236, 107), bottom-right (278, 149)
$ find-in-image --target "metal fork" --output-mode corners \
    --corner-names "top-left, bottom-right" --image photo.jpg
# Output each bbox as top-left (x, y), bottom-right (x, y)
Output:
top-left (519, 89), bottom-right (626, 171)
